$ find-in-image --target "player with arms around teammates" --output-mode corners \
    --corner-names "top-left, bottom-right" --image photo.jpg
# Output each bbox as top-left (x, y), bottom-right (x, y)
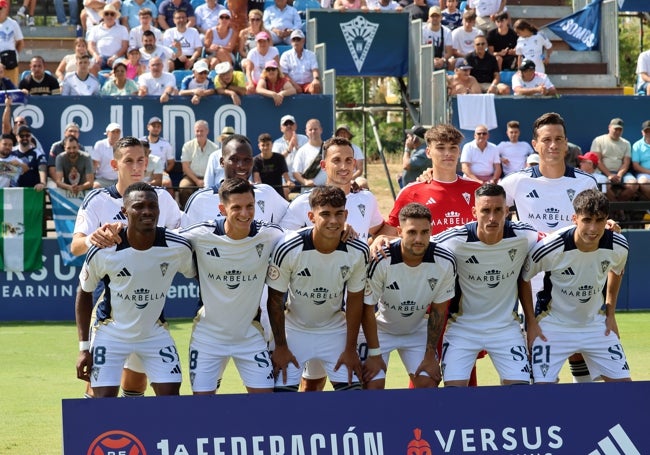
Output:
top-left (75, 183), bottom-right (196, 397)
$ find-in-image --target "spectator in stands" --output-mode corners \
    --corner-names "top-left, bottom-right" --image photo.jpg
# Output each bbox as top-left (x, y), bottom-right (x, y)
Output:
top-left (14, 0), bottom-right (35, 27)
top-left (203, 9), bottom-right (237, 69)
top-left (468, 0), bottom-right (506, 34)
top-left (465, 35), bottom-right (510, 94)
top-left (238, 9), bottom-right (267, 61)
top-left (139, 30), bottom-right (174, 70)
top-left (100, 58), bottom-right (139, 95)
top-left (334, 124), bottom-right (364, 179)
top-left (514, 19), bottom-right (552, 74)
top-left (11, 125), bottom-right (46, 190)
top-left (496, 120), bottom-right (534, 176)
top-left (635, 49), bottom-right (650, 96)
top-left (56, 38), bottom-right (98, 83)
top-left (590, 118), bottom-right (638, 202)
top-left (62, 54), bottom-right (101, 96)
top-left (280, 29), bottom-right (321, 94)
top-left (263, 0), bottom-right (302, 45)
top-left (243, 31), bottom-right (280, 94)
top-left (163, 9), bottom-right (202, 71)
top-left (194, 0), bottom-right (224, 34)
top-left (422, 6), bottom-right (454, 71)
top-left (87, 4), bottom-right (129, 71)
top-left (525, 152), bottom-right (539, 168)
top-left (334, 0), bottom-right (369, 11)
top-left (272, 114), bottom-right (307, 184)
top-left (81, 0), bottom-right (121, 33)
top-left (566, 142), bottom-right (581, 168)
top-left (92, 122), bottom-right (121, 188)
top-left (55, 0), bottom-right (79, 26)
top-left (121, 0), bottom-right (158, 30)
top-left (292, 118), bottom-right (325, 189)
top-left (632, 120), bottom-right (650, 199)
top-left (179, 59), bottom-right (216, 104)
top-left (400, 125), bottom-right (430, 187)
top-left (577, 152), bottom-right (607, 193)
top-left (179, 120), bottom-right (219, 207)
top-left (138, 56), bottom-right (178, 101)
top-left (158, 0), bottom-right (195, 31)
top-left (441, 0), bottom-right (462, 30)
top-left (447, 57), bottom-right (481, 95)
top-left (19, 56), bottom-right (61, 96)
top-left (256, 60), bottom-right (296, 106)
top-left (141, 139), bottom-right (163, 186)
top-left (54, 136), bottom-right (94, 196)
top-left (0, 1), bottom-right (24, 86)
top-left (1, 100), bottom-right (44, 154)
top-left (125, 48), bottom-right (145, 79)
top-left (48, 122), bottom-right (83, 187)
top-left (142, 116), bottom-right (174, 191)
top-left (369, 0), bottom-right (402, 11)
top-left (253, 132), bottom-right (293, 198)
top-left (203, 125), bottom-right (234, 188)
top-left (487, 11), bottom-right (517, 71)
top-left (461, 124), bottom-right (501, 183)
top-left (403, 0), bottom-right (428, 21)
top-left (451, 10), bottom-right (483, 58)
top-left (129, 8), bottom-right (163, 49)
top-left (511, 59), bottom-right (556, 96)
top-left (213, 61), bottom-right (247, 105)
top-left (0, 63), bottom-right (16, 90)
top-left (0, 133), bottom-right (23, 188)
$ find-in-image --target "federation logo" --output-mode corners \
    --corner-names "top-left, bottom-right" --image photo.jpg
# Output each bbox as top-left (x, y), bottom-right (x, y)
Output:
top-left (87, 429), bottom-right (146, 455)
top-left (406, 428), bottom-right (432, 455)
top-left (267, 265), bottom-right (280, 280)
top-left (340, 16), bottom-right (379, 72)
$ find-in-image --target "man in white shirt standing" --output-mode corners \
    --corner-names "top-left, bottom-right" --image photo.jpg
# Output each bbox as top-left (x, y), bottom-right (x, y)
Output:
top-left (292, 118), bottom-right (325, 190)
top-left (272, 114), bottom-right (308, 182)
top-left (91, 122), bottom-right (121, 188)
top-left (497, 120), bottom-right (534, 176)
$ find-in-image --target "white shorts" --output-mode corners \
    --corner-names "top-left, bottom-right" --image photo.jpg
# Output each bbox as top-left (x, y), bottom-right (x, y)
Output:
top-left (442, 323), bottom-right (530, 383)
top-left (279, 325), bottom-right (360, 387)
top-left (189, 323), bottom-right (273, 391)
top-left (90, 326), bottom-right (182, 388)
top-left (531, 323), bottom-right (631, 383)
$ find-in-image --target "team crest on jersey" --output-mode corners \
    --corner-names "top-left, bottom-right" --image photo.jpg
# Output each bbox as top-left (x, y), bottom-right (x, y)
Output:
top-left (257, 200), bottom-right (266, 213)
top-left (508, 249), bottom-right (517, 261)
top-left (601, 260), bottom-right (610, 273)
top-left (267, 265), bottom-right (280, 280)
top-left (340, 265), bottom-right (350, 279)
top-left (567, 188), bottom-right (576, 201)
top-left (160, 262), bottom-right (169, 276)
top-left (364, 282), bottom-right (372, 296)
top-left (340, 16), bottom-right (379, 72)
top-left (462, 192), bottom-right (471, 204)
top-left (357, 203), bottom-right (366, 217)
top-left (428, 277), bottom-right (438, 291)
top-left (255, 243), bottom-right (264, 258)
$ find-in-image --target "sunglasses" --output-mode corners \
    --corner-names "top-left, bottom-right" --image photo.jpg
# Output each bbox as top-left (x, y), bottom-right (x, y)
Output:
top-left (19, 134), bottom-right (31, 138)
top-left (250, 17), bottom-right (261, 21)
top-left (283, 121), bottom-right (295, 126)
top-left (15, 120), bottom-right (26, 125)
top-left (266, 67), bottom-right (278, 71)
top-left (219, 15), bottom-right (230, 19)
top-left (104, 12), bottom-right (116, 16)
top-left (291, 37), bottom-right (302, 41)
top-left (475, 132), bottom-right (488, 136)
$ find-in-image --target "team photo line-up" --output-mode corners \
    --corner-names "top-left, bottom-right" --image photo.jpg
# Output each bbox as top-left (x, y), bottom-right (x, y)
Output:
top-left (67, 112), bottom-right (631, 398)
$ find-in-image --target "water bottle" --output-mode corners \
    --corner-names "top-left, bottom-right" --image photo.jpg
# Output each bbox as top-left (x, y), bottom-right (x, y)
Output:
top-left (76, 25), bottom-right (83, 38)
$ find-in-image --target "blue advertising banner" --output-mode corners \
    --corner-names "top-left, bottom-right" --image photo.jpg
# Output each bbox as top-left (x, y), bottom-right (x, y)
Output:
top-left (307, 11), bottom-right (409, 77)
top-left (544, 0), bottom-right (601, 51)
top-left (62, 382), bottom-right (649, 454)
top-left (618, 0), bottom-right (649, 12)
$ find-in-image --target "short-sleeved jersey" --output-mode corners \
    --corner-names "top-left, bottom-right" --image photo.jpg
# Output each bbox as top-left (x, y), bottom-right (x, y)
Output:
top-left (181, 183), bottom-right (289, 227)
top-left (280, 189), bottom-right (384, 242)
top-left (523, 227), bottom-right (628, 329)
top-left (180, 219), bottom-right (284, 341)
top-left (61, 73), bottom-right (101, 96)
top-left (367, 239), bottom-right (457, 335)
top-left (434, 220), bottom-right (541, 332)
top-left (80, 227), bottom-right (195, 341)
top-left (266, 228), bottom-right (369, 332)
top-left (388, 177), bottom-right (481, 234)
top-left (74, 185), bottom-right (182, 235)
top-left (500, 166), bottom-right (596, 232)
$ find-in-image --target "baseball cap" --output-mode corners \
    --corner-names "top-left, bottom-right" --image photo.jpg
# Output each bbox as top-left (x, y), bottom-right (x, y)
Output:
top-left (214, 61), bottom-right (232, 75)
top-left (642, 120), bottom-right (650, 131)
top-left (335, 124), bottom-right (354, 137)
top-left (219, 9), bottom-right (231, 17)
top-left (0, 0), bottom-right (8, 9)
top-left (256, 31), bottom-right (270, 41)
top-left (280, 114), bottom-right (296, 125)
top-left (147, 116), bottom-right (162, 125)
top-left (193, 60), bottom-right (209, 73)
top-left (519, 59), bottom-right (535, 71)
top-left (17, 125), bottom-right (31, 135)
top-left (221, 126), bottom-right (235, 136)
top-left (609, 118), bottom-right (624, 129)
top-left (264, 60), bottom-right (278, 69)
top-left (112, 57), bottom-right (127, 69)
top-left (105, 122), bottom-right (121, 133)
top-left (290, 29), bottom-right (305, 40)
top-left (578, 152), bottom-right (599, 166)
top-left (526, 154), bottom-right (540, 165)
top-left (429, 6), bottom-right (441, 16)
top-left (405, 125), bottom-right (427, 140)
top-left (455, 58), bottom-right (472, 70)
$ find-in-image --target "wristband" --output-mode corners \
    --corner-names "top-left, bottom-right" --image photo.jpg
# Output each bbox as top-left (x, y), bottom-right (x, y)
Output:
top-left (367, 347), bottom-right (382, 357)
top-left (79, 341), bottom-right (90, 351)
top-left (85, 237), bottom-right (92, 248)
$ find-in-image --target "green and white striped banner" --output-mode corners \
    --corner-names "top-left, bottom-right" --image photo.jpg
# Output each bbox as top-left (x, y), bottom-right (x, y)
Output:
top-left (0, 188), bottom-right (44, 272)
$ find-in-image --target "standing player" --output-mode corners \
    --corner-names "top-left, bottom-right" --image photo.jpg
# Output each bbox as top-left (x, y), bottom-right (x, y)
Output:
top-left (363, 203), bottom-right (456, 389)
top-left (267, 186), bottom-right (369, 391)
top-left (180, 178), bottom-right (284, 394)
top-left (75, 183), bottom-right (195, 397)
top-left (522, 189), bottom-right (630, 384)
top-left (501, 112), bottom-right (598, 383)
top-left (434, 184), bottom-right (541, 386)
top-left (71, 136), bottom-right (182, 397)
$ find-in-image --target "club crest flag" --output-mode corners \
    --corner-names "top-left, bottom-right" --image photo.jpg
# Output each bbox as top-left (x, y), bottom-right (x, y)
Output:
top-left (544, 0), bottom-right (601, 51)
top-left (48, 188), bottom-right (86, 267)
top-left (0, 188), bottom-right (43, 271)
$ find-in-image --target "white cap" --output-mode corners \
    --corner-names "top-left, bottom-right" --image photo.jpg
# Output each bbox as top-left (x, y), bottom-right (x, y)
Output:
top-left (214, 61), bottom-right (232, 75)
top-left (105, 122), bottom-right (121, 133)
top-left (193, 60), bottom-right (209, 73)
top-left (280, 114), bottom-right (295, 125)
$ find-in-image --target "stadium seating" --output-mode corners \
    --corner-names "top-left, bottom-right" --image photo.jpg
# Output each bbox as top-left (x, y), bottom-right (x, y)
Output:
top-left (173, 69), bottom-right (193, 89)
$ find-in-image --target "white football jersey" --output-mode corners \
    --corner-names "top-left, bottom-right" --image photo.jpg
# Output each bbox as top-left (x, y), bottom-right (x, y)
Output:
top-left (181, 219), bottom-right (284, 342)
top-left (80, 228), bottom-right (195, 341)
top-left (266, 228), bottom-right (369, 332)
top-left (181, 183), bottom-right (288, 227)
top-left (500, 166), bottom-right (596, 232)
top-left (434, 220), bottom-right (541, 332)
top-left (523, 227), bottom-right (628, 329)
top-left (280, 189), bottom-right (384, 242)
top-left (74, 185), bottom-right (182, 235)
top-left (367, 239), bottom-right (457, 336)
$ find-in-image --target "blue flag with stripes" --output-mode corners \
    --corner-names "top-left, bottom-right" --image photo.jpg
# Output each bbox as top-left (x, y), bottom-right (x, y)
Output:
top-left (49, 188), bottom-right (86, 266)
top-left (544, 0), bottom-right (601, 51)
